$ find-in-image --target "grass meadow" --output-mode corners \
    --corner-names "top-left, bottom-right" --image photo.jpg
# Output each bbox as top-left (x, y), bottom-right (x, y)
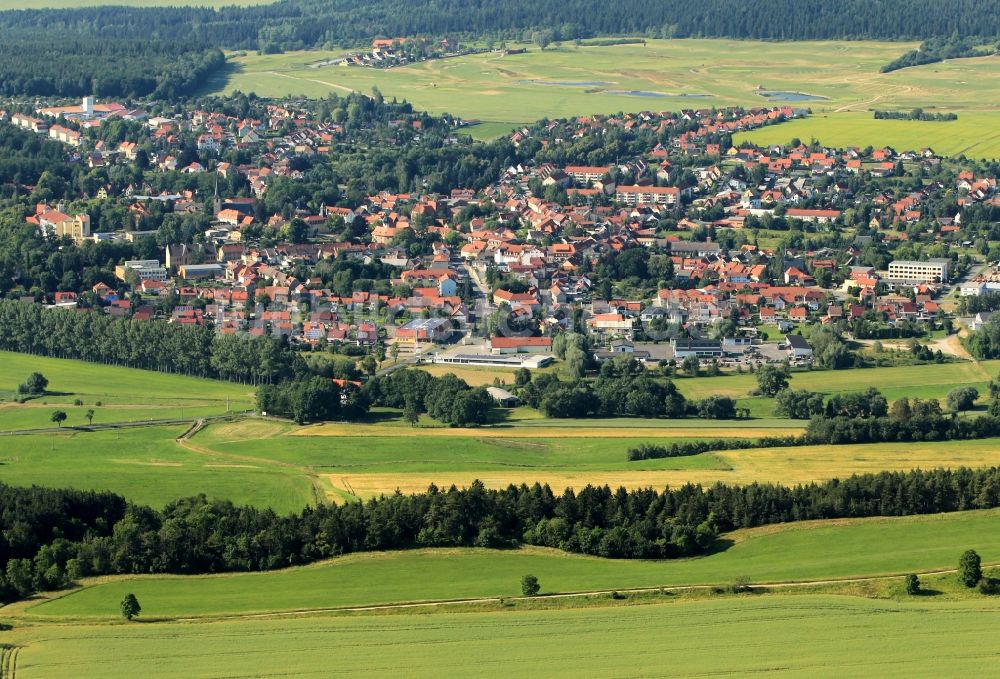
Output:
top-left (211, 39), bottom-right (1000, 155)
top-left (0, 351), bottom-right (255, 430)
top-left (9, 595), bottom-right (1000, 678)
top-left (26, 509), bottom-right (1000, 619)
top-left (0, 426), bottom-right (314, 513)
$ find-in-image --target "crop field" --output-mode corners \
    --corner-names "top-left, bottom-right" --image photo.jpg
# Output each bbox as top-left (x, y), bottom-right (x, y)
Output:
top-left (196, 416), bottom-right (811, 498)
top-left (0, 351), bottom-right (254, 430)
top-left (210, 40), bottom-right (1000, 156)
top-left (8, 595), bottom-right (1000, 678)
top-left (22, 509), bottom-right (1000, 619)
top-left (0, 426), bottom-right (314, 513)
top-left (735, 110), bottom-right (1000, 161)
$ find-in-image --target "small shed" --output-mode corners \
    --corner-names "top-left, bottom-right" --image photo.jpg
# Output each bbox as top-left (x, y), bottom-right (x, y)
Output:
top-left (486, 386), bottom-right (520, 407)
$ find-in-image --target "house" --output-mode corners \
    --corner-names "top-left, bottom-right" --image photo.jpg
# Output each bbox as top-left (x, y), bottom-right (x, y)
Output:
top-left (784, 333), bottom-right (814, 359)
top-left (785, 208), bottom-right (842, 224)
top-left (395, 317), bottom-right (452, 342)
top-left (36, 207), bottom-right (91, 243)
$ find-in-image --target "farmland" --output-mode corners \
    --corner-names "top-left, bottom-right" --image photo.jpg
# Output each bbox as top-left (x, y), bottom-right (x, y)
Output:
top-left (6, 355), bottom-right (1000, 504)
top-left (210, 39), bottom-right (1000, 156)
top-left (735, 110), bottom-right (1000, 161)
top-left (24, 509), bottom-right (1000, 619)
top-left (0, 426), bottom-right (314, 513)
top-left (7, 595), bottom-right (1000, 678)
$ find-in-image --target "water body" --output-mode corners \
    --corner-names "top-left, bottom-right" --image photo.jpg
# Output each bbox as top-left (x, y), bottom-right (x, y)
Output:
top-left (606, 90), bottom-right (709, 98)
top-left (517, 79), bottom-right (613, 86)
top-left (758, 90), bottom-right (828, 102)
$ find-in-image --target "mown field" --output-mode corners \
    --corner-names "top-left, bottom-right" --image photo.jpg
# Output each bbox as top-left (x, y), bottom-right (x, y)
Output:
top-left (0, 351), bottom-right (254, 430)
top-left (24, 509), bottom-right (1000, 620)
top-left (0, 426), bottom-right (314, 513)
top-left (210, 39), bottom-right (1000, 156)
top-left (9, 595), bottom-right (1000, 678)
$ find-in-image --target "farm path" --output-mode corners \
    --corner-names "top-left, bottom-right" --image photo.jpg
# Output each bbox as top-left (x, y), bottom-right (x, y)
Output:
top-left (264, 70), bottom-right (355, 94)
top-left (93, 562), bottom-right (997, 625)
top-left (175, 419), bottom-right (335, 504)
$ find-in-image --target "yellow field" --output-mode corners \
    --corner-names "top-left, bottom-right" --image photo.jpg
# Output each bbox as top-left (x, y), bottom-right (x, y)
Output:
top-left (320, 436), bottom-right (1000, 497)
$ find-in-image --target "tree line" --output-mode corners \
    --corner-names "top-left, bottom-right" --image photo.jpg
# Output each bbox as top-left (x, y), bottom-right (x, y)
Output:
top-left (880, 36), bottom-right (998, 73)
top-left (9, 465), bottom-right (1000, 601)
top-left (0, 298), bottom-right (297, 384)
top-left (629, 391), bottom-right (1000, 460)
top-left (363, 369), bottom-right (497, 426)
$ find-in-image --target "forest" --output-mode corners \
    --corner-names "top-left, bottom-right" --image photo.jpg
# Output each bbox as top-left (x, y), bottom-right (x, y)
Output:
top-left (0, 38), bottom-right (224, 99)
top-left (7, 464), bottom-right (1000, 602)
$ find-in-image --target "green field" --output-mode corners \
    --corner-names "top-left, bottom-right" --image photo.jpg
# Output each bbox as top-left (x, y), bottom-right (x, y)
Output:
top-left (735, 110), bottom-right (1000, 160)
top-left (8, 595), bottom-right (1000, 678)
top-left (211, 39), bottom-right (1000, 156)
top-left (0, 351), bottom-right (254, 430)
top-left (0, 426), bottom-right (314, 513)
top-left (27, 509), bottom-right (1000, 619)
top-left (5, 355), bottom-right (1000, 505)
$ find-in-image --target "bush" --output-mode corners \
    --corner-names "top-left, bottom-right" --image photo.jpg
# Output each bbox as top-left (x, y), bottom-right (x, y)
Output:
top-left (521, 574), bottom-right (540, 596)
top-left (904, 573), bottom-right (920, 595)
top-left (978, 577), bottom-right (1000, 595)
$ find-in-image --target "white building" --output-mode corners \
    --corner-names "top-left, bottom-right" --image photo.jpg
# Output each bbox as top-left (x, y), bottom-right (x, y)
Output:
top-left (887, 259), bottom-right (949, 284)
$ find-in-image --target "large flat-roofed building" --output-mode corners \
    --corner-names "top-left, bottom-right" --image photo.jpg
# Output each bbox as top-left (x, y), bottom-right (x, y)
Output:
top-left (887, 259), bottom-right (949, 284)
top-left (615, 185), bottom-right (679, 206)
top-left (115, 259), bottom-right (168, 282)
top-left (671, 338), bottom-right (723, 359)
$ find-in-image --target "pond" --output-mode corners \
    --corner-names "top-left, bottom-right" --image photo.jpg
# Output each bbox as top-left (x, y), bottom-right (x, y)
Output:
top-left (517, 80), bottom-right (613, 86)
top-left (758, 90), bottom-right (828, 102)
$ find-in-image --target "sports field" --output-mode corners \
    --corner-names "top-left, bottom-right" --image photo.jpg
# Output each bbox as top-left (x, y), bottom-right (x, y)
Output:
top-left (210, 39), bottom-right (1000, 156)
top-left (24, 509), bottom-right (1000, 619)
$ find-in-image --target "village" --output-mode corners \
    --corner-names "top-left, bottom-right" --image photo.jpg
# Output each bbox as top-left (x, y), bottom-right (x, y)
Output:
top-left (2, 93), bottom-right (999, 378)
